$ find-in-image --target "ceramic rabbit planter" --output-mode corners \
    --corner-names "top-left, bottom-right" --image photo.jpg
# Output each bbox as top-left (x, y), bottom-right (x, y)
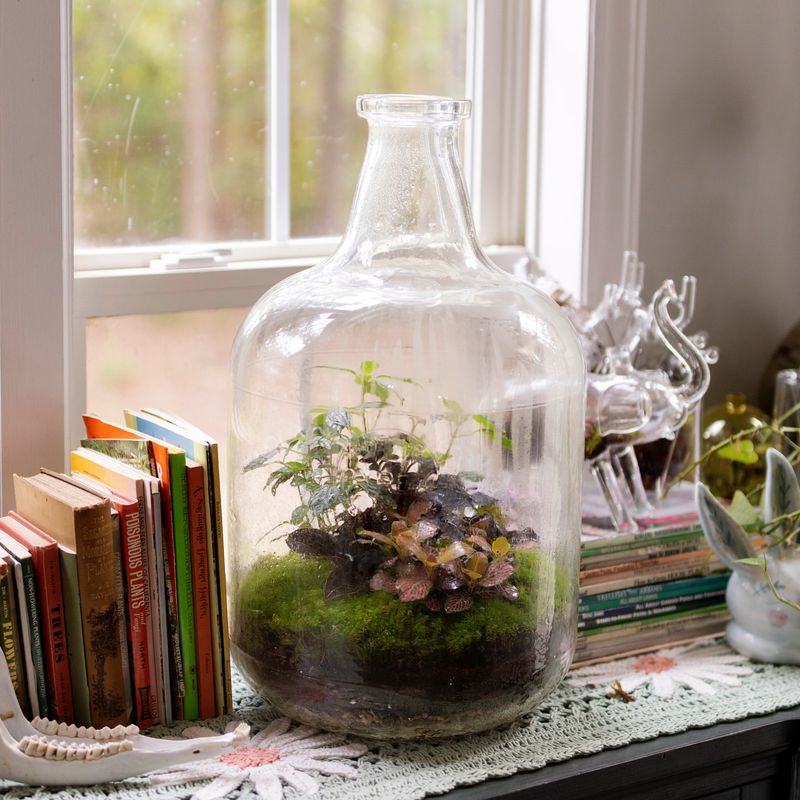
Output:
top-left (696, 448), bottom-right (800, 665)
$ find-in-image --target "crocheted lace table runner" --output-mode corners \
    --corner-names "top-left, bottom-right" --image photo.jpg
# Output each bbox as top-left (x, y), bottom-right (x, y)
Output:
top-left (2, 640), bottom-right (799, 800)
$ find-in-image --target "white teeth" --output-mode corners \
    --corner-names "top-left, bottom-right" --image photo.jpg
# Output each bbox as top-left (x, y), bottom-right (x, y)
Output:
top-left (46, 719), bottom-right (58, 735)
top-left (125, 724), bottom-right (139, 736)
top-left (35, 738), bottom-right (48, 757)
top-left (106, 741), bottom-right (120, 755)
top-left (121, 739), bottom-right (133, 752)
top-left (77, 726), bottom-right (88, 738)
top-left (45, 741), bottom-right (59, 759)
top-left (57, 722), bottom-right (69, 735)
top-left (111, 725), bottom-right (127, 739)
top-left (75, 744), bottom-right (88, 760)
top-left (66, 723), bottom-right (78, 737)
top-left (31, 716), bottom-right (42, 729)
top-left (53, 744), bottom-right (67, 761)
top-left (97, 727), bottom-right (111, 741)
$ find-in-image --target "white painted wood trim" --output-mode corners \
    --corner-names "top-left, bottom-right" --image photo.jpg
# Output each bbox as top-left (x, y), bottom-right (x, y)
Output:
top-left (269, 0), bottom-right (291, 241)
top-left (583, 0), bottom-right (647, 303)
top-left (0, 0), bottom-right (72, 510)
top-left (532, 0), bottom-right (592, 299)
top-left (466, 0), bottom-right (531, 246)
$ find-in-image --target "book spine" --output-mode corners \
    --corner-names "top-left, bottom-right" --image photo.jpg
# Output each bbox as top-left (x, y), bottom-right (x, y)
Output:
top-left (0, 560), bottom-right (29, 715)
top-left (118, 500), bottom-right (157, 727)
top-left (170, 453), bottom-right (198, 721)
top-left (580, 527), bottom-right (703, 558)
top-left (579, 593), bottom-right (728, 629)
top-left (148, 490), bottom-right (172, 724)
top-left (59, 548), bottom-right (92, 726)
top-left (186, 464), bottom-right (214, 720)
top-left (580, 602), bottom-right (729, 637)
top-left (580, 564), bottom-right (727, 597)
top-left (18, 557), bottom-right (48, 718)
top-left (152, 452), bottom-right (184, 721)
top-left (580, 539), bottom-right (706, 568)
top-left (207, 443), bottom-right (232, 714)
top-left (581, 549), bottom-right (715, 581)
top-left (75, 503), bottom-right (132, 727)
top-left (111, 515), bottom-right (133, 721)
top-left (579, 574), bottom-right (731, 613)
top-left (32, 545), bottom-right (74, 722)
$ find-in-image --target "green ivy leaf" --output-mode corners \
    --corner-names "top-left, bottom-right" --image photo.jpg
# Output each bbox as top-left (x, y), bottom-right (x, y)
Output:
top-left (728, 490), bottom-right (761, 526)
top-left (718, 439), bottom-right (759, 465)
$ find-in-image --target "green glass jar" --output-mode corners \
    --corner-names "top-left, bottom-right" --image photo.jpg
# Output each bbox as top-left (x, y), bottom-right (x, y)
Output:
top-left (700, 393), bottom-right (771, 499)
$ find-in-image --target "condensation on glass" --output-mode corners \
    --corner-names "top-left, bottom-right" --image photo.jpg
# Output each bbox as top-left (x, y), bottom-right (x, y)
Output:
top-left (228, 95), bottom-right (585, 739)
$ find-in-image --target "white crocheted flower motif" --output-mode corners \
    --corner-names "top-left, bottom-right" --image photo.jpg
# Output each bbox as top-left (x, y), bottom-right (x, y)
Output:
top-left (149, 717), bottom-right (368, 800)
top-left (568, 642), bottom-right (753, 698)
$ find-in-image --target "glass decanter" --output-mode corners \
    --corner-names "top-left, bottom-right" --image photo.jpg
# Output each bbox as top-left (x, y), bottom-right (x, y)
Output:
top-left (228, 95), bottom-right (585, 739)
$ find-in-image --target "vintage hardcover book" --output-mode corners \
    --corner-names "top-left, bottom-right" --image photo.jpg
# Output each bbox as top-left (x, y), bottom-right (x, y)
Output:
top-left (186, 458), bottom-right (214, 719)
top-left (2, 512), bottom-right (73, 722)
top-left (82, 415), bottom-right (183, 721)
top-left (69, 470), bottom-right (158, 727)
top-left (59, 545), bottom-right (92, 726)
top-left (14, 472), bottom-right (132, 727)
top-left (70, 447), bottom-right (170, 724)
top-left (0, 555), bottom-right (30, 715)
top-left (130, 408), bottom-right (231, 715)
top-left (0, 529), bottom-right (47, 718)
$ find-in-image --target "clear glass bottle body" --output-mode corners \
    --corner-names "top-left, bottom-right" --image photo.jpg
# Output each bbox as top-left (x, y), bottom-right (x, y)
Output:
top-left (229, 96), bottom-right (585, 739)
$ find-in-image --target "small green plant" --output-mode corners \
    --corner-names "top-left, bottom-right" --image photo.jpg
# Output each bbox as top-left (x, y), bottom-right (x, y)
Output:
top-left (244, 360), bottom-right (530, 612)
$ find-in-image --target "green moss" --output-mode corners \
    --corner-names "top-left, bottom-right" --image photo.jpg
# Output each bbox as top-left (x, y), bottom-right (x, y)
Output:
top-left (235, 548), bottom-right (571, 665)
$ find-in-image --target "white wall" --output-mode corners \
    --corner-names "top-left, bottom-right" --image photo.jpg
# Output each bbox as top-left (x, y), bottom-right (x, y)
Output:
top-left (638, 0), bottom-right (800, 408)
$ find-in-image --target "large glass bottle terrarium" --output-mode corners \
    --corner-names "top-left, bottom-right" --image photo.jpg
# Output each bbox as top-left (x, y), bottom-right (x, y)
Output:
top-left (229, 95), bottom-right (585, 739)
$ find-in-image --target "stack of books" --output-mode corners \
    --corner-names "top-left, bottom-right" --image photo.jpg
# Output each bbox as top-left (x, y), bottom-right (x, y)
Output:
top-left (0, 409), bottom-right (231, 729)
top-left (575, 487), bottom-right (732, 665)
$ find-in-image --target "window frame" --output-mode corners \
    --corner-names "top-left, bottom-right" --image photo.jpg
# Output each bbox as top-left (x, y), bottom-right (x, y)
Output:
top-left (0, 0), bottom-right (647, 511)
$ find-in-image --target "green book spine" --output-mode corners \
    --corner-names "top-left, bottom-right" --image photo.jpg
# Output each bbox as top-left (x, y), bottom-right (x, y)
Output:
top-left (18, 556), bottom-right (48, 718)
top-left (59, 548), bottom-right (92, 727)
top-left (581, 602), bottom-right (729, 637)
top-left (581, 527), bottom-right (704, 559)
top-left (169, 451), bottom-right (198, 720)
top-left (579, 574), bottom-right (731, 614)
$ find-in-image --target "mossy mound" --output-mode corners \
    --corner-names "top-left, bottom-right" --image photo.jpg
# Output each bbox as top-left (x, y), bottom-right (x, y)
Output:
top-left (232, 548), bottom-right (573, 736)
top-left (234, 548), bottom-right (568, 667)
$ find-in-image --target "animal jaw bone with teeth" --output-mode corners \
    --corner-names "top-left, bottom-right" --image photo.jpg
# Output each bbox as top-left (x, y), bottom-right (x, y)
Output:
top-left (0, 651), bottom-right (249, 786)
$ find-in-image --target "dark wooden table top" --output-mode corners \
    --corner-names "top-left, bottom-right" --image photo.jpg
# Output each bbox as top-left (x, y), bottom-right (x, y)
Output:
top-left (441, 707), bottom-right (800, 800)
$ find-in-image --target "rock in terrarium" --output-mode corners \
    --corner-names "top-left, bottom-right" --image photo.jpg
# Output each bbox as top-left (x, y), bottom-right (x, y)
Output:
top-left (228, 95), bottom-right (585, 739)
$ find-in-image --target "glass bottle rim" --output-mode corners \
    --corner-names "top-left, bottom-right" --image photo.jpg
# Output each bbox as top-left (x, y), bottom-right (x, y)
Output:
top-left (357, 94), bottom-right (471, 123)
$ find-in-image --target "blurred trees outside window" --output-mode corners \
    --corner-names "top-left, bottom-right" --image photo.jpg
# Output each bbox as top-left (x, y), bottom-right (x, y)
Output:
top-left (73, 0), bottom-right (467, 247)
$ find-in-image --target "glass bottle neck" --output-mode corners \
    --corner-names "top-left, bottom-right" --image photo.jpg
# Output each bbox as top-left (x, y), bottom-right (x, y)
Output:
top-left (337, 120), bottom-right (484, 267)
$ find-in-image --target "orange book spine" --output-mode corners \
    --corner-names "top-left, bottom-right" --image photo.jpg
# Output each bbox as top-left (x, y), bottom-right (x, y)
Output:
top-left (6, 513), bottom-right (74, 723)
top-left (186, 463), bottom-right (214, 720)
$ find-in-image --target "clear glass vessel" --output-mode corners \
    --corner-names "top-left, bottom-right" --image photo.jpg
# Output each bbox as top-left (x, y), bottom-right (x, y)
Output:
top-left (228, 95), bottom-right (585, 739)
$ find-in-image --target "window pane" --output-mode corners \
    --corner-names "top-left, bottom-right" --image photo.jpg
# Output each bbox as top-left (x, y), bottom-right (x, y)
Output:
top-left (290, 0), bottom-right (468, 236)
top-left (73, 1), bottom-right (267, 247)
top-left (73, 0), bottom-right (467, 247)
top-left (85, 309), bottom-right (247, 487)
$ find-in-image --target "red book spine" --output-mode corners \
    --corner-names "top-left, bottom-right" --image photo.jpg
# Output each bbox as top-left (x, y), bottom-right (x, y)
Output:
top-left (116, 499), bottom-right (157, 728)
top-left (186, 464), bottom-right (214, 720)
top-left (7, 515), bottom-right (74, 723)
